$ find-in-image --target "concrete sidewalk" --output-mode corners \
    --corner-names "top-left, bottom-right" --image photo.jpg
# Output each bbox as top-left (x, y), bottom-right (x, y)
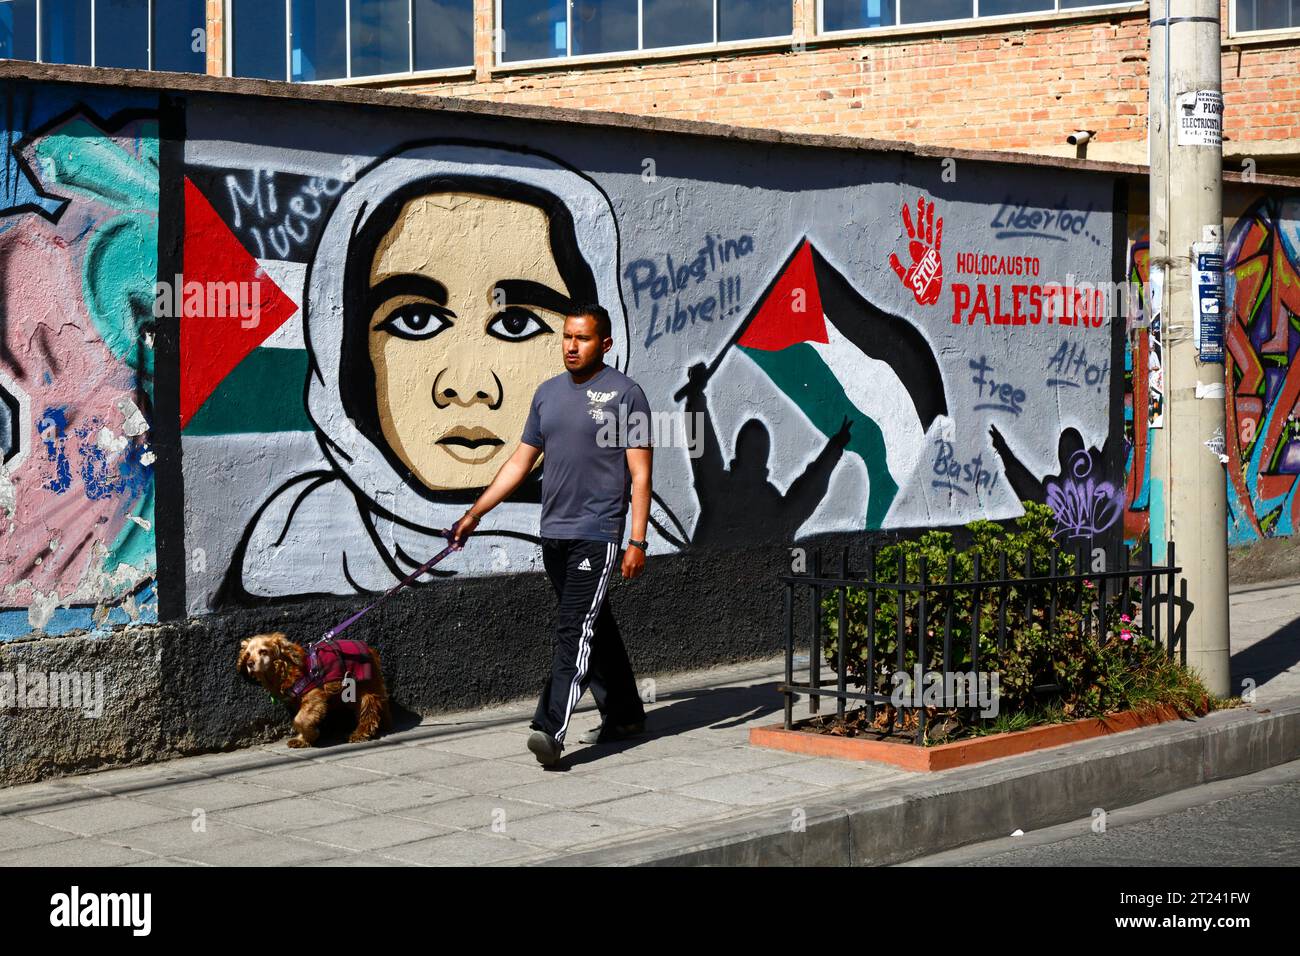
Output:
top-left (0, 582), bottom-right (1297, 867)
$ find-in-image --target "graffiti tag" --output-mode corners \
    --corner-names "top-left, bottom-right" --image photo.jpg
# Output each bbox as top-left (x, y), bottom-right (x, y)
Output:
top-left (1046, 449), bottom-right (1123, 540)
top-left (226, 168), bottom-right (344, 260)
top-left (1046, 341), bottom-right (1109, 391)
top-left (628, 233), bottom-right (753, 348)
top-left (970, 356), bottom-right (1026, 416)
top-left (931, 440), bottom-right (997, 498)
top-left (990, 197), bottom-right (1099, 246)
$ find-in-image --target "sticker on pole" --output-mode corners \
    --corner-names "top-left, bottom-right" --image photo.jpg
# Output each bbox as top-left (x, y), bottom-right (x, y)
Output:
top-left (1192, 240), bottom-right (1224, 363)
top-left (1177, 91), bottom-right (1223, 147)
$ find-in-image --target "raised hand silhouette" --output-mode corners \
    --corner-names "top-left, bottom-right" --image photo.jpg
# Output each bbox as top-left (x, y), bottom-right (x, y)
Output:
top-left (889, 195), bottom-right (944, 306)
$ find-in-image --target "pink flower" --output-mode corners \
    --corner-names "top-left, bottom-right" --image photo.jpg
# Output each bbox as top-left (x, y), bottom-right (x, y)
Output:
top-left (1121, 630), bottom-right (1133, 641)
top-left (1120, 614), bottom-right (1131, 623)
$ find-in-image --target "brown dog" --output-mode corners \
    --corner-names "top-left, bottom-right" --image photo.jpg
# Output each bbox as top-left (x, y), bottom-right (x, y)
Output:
top-left (237, 632), bottom-right (391, 747)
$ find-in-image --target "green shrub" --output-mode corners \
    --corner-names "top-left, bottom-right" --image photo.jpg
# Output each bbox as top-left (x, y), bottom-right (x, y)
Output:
top-left (817, 503), bottom-right (1212, 740)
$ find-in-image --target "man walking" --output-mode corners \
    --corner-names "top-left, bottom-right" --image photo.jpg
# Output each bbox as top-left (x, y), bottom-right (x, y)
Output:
top-left (451, 305), bottom-right (651, 767)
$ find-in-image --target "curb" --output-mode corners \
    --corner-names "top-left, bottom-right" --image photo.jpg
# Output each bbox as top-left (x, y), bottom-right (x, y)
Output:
top-left (748, 704), bottom-right (1187, 771)
top-left (538, 698), bottom-right (1300, 866)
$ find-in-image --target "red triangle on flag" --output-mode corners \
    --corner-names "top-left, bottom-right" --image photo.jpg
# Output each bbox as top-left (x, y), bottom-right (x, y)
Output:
top-left (735, 239), bottom-right (827, 352)
top-left (179, 177), bottom-right (299, 429)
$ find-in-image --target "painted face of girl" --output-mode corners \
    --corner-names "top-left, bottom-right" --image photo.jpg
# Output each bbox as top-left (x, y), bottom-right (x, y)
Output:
top-left (367, 192), bottom-right (574, 491)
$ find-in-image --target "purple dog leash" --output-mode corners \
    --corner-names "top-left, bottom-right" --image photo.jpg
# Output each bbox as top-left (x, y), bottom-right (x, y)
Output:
top-left (320, 530), bottom-right (464, 641)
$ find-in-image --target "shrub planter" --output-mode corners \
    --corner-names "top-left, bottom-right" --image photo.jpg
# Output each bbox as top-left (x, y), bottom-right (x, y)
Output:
top-left (749, 704), bottom-right (1193, 772)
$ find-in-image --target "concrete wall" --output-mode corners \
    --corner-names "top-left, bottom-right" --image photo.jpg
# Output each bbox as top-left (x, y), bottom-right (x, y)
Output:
top-left (0, 65), bottom-right (1131, 782)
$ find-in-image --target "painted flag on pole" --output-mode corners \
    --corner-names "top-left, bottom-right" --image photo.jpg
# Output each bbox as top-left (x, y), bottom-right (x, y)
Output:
top-left (730, 238), bottom-right (948, 528)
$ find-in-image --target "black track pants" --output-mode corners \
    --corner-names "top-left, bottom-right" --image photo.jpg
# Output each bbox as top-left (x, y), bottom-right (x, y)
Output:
top-left (531, 538), bottom-right (646, 745)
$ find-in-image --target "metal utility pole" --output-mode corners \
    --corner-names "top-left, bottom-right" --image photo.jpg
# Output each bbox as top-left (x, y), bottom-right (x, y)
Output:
top-left (1148, 0), bottom-right (1231, 696)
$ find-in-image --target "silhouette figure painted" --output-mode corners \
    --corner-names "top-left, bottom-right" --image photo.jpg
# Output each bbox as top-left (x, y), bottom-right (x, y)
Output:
top-left (680, 363), bottom-right (852, 548)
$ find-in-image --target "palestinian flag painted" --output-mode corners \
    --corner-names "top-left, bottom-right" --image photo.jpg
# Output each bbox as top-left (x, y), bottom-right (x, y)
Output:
top-left (178, 170), bottom-right (333, 436)
top-left (732, 239), bottom-right (947, 528)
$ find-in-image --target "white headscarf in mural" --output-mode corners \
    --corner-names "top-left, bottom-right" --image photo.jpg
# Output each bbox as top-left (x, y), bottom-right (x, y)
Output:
top-left (229, 142), bottom-right (631, 598)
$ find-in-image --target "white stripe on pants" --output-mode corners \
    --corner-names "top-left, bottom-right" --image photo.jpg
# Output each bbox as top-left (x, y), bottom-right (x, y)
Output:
top-left (555, 542), bottom-right (616, 744)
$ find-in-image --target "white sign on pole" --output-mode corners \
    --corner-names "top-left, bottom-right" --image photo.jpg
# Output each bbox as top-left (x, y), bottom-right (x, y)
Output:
top-left (1177, 91), bottom-right (1223, 147)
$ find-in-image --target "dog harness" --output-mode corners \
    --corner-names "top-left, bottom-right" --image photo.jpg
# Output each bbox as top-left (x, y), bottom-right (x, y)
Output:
top-left (282, 530), bottom-right (462, 702)
top-left (289, 638), bottom-right (375, 700)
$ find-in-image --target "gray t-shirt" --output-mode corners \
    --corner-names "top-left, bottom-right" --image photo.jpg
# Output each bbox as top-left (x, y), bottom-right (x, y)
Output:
top-left (521, 364), bottom-right (652, 544)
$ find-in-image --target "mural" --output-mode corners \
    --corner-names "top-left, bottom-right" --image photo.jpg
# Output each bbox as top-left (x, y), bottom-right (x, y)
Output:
top-left (683, 237), bottom-right (948, 541)
top-left (214, 143), bottom-right (646, 601)
top-left (175, 114), bottom-right (1116, 613)
top-left (1225, 197), bottom-right (1300, 546)
top-left (1123, 235), bottom-right (1153, 542)
top-left (0, 91), bottom-right (158, 638)
top-left (1123, 194), bottom-right (1300, 551)
top-left (0, 77), bottom-right (1127, 633)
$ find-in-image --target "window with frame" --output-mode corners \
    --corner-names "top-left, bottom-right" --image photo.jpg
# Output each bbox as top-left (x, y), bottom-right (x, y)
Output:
top-left (0, 0), bottom-right (207, 71)
top-left (1234, 0), bottom-right (1300, 32)
top-left (821, 0), bottom-right (1134, 32)
top-left (230, 0), bottom-right (474, 81)
top-left (497, 0), bottom-right (793, 64)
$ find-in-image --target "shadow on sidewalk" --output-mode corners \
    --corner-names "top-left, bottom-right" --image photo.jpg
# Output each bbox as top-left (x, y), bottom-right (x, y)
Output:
top-left (0, 668), bottom-right (794, 810)
top-left (557, 680), bottom-right (788, 770)
top-left (1232, 616), bottom-right (1300, 691)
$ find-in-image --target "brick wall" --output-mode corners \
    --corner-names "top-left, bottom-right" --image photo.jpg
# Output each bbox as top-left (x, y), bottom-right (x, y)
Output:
top-left (202, 1), bottom-right (1299, 165)
top-left (1223, 0), bottom-right (1300, 156)
top-left (413, 11), bottom-right (1152, 161)
top-left (205, 0), bottom-right (224, 77)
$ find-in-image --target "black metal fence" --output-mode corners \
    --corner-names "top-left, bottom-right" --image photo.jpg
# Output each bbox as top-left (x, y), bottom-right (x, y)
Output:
top-left (779, 540), bottom-right (1188, 743)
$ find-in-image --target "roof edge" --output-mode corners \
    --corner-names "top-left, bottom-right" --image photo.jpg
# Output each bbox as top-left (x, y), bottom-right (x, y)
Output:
top-left (3, 59), bottom-right (1298, 189)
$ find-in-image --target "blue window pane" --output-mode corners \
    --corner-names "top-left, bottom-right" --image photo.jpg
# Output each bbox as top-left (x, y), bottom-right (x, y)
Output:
top-left (571, 0), bottom-right (637, 54)
top-left (718, 0), bottom-right (791, 41)
top-left (42, 0), bottom-right (91, 64)
top-left (501, 0), bottom-right (565, 61)
top-left (643, 0), bottom-right (712, 48)
top-left (899, 0), bottom-right (971, 22)
top-left (351, 0), bottom-right (409, 76)
top-left (154, 0), bottom-right (206, 73)
top-left (233, 0), bottom-right (287, 79)
top-left (95, 0), bottom-right (148, 69)
top-left (414, 0), bottom-right (473, 69)
top-left (292, 0), bottom-right (346, 80)
top-left (0, 0), bottom-right (37, 60)
top-left (981, 0), bottom-right (1052, 13)
top-left (1234, 0), bottom-right (1300, 21)
top-left (822, 0), bottom-right (895, 29)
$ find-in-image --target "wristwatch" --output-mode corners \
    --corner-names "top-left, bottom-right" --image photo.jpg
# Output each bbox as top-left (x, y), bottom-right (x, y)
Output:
top-left (627, 538), bottom-right (648, 552)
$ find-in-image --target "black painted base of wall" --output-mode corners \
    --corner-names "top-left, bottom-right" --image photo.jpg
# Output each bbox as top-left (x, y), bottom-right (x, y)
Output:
top-left (1, 536), bottom-right (857, 785)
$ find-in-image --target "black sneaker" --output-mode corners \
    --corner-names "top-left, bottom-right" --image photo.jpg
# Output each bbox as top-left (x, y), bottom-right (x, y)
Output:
top-left (527, 730), bottom-right (563, 767)
top-left (578, 720), bottom-right (645, 745)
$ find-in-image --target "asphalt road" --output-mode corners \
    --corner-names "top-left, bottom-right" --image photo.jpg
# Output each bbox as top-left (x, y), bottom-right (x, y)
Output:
top-left (901, 760), bottom-right (1300, 867)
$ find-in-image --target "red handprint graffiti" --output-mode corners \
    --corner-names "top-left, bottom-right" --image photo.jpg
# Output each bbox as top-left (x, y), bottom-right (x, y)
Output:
top-left (889, 196), bottom-right (944, 306)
